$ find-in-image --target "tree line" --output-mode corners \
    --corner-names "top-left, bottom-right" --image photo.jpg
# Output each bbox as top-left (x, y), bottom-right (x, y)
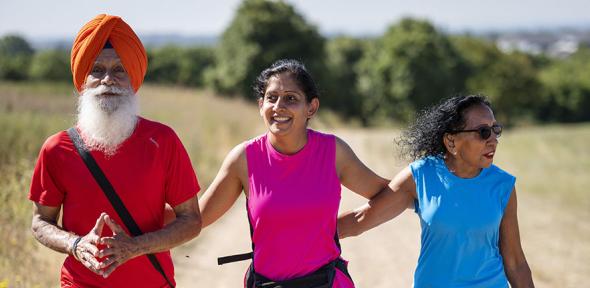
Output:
top-left (1, 0), bottom-right (589, 125)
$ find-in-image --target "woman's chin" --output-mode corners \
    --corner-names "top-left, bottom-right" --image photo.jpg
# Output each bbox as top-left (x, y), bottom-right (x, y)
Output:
top-left (268, 123), bottom-right (293, 135)
top-left (481, 158), bottom-right (494, 168)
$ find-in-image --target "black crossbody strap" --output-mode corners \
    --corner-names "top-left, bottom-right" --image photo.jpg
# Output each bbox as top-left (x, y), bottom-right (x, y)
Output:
top-left (217, 252), bottom-right (253, 265)
top-left (217, 197), bottom-right (256, 265)
top-left (67, 127), bottom-right (175, 287)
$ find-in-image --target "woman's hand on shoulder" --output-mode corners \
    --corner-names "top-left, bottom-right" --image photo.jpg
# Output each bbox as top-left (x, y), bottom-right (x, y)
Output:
top-left (338, 166), bottom-right (417, 238)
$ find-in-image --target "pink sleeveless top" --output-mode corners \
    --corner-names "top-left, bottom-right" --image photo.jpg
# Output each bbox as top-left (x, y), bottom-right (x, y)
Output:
top-left (245, 129), bottom-right (354, 287)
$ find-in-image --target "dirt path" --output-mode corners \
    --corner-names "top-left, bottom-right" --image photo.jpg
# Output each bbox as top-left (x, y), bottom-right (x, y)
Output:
top-left (173, 129), bottom-right (590, 287)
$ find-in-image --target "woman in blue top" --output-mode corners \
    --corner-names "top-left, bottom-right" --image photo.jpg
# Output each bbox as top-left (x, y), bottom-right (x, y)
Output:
top-left (338, 95), bottom-right (534, 287)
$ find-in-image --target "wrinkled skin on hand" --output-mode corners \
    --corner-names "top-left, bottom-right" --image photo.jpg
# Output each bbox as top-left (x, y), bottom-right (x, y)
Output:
top-left (73, 213), bottom-right (107, 276)
top-left (97, 214), bottom-right (142, 278)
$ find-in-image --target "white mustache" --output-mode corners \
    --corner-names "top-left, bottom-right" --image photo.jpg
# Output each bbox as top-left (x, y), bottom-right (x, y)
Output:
top-left (77, 87), bottom-right (138, 156)
top-left (85, 85), bottom-right (133, 97)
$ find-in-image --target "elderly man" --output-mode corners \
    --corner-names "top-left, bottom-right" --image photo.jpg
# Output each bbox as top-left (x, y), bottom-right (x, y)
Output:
top-left (29, 14), bottom-right (201, 287)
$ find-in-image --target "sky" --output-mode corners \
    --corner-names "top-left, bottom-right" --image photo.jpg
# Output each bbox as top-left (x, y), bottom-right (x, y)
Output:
top-left (1, 0), bottom-right (588, 40)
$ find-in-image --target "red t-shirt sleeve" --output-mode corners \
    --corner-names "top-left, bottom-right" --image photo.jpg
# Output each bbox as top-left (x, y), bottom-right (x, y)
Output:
top-left (164, 130), bottom-right (200, 207)
top-left (29, 137), bottom-right (65, 206)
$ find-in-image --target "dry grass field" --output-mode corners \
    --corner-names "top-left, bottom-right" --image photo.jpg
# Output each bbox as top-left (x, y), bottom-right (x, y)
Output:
top-left (0, 82), bottom-right (588, 287)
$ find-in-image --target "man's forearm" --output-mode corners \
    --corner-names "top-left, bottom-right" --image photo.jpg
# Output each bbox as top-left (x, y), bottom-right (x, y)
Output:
top-left (31, 216), bottom-right (77, 255)
top-left (134, 212), bottom-right (201, 255)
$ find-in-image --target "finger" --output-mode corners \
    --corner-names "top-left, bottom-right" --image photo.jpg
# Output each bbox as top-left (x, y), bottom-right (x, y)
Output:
top-left (80, 242), bottom-right (99, 257)
top-left (80, 259), bottom-right (103, 276)
top-left (91, 213), bottom-right (106, 236)
top-left (99, 236), bottom-right (116, 247)
top-left (102, 260), bottom-right (121, 278)
top-left (104, 215), bottom-right (126, 234)
top-left (99, 255), bottom-right (118, 269)
top-left (81, 252), bottom-right (103, 274)
top-left (97, 247), bottom-right (116, 258)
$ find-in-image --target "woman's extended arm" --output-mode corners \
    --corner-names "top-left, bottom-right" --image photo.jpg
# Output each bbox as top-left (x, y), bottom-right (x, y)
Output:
top-left (199, 143), bottom-right (248, 228)
top-left (335, 137), bottom-right (416, 238)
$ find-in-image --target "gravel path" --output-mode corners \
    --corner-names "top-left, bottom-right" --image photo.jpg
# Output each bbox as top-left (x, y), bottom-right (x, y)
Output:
top-left (173, 129), bottom-right (589, 287)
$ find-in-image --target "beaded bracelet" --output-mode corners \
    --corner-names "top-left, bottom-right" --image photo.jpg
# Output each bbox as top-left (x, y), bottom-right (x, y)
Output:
top-left (71, 236), bottom-right (83, 261)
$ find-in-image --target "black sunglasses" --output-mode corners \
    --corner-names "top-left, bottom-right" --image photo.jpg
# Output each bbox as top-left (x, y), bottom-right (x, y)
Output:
top-left (450, 124), bottom-right (502, 140)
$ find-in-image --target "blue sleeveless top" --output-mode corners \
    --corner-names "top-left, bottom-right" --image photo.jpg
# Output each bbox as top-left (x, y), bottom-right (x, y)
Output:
top-left (410, 156), bottom-right (515, 288)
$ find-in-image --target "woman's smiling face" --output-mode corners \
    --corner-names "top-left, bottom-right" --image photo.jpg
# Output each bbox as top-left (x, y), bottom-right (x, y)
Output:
top-left (259, 72), bottom-right (318, 137)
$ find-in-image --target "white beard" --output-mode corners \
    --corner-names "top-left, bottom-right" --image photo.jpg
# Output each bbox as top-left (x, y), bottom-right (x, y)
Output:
top-left (77, 85), bottom-right (139, 156)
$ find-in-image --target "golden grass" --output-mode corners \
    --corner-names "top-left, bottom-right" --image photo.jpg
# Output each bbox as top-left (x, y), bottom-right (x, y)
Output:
top-left (494, 123), bottom-right (590, 210)
top-left (0, 82), bottom-right (265, 287)
top-left (0, 81), bottom-right (588, 286)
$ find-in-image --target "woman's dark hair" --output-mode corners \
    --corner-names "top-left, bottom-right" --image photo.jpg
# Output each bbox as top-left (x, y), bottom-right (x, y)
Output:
top-left (253, 59), bottom-right (319, 102)
top-left (397, 95), bottom-right (492, 160)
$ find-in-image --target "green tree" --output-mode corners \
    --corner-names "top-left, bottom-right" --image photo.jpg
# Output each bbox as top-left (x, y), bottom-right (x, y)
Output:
top-left (357, 18), bottom-right (467, 123)
top-left (207, 0), bottom-right (325, 99)
top-left (146, 46), bottom-right (184, 84)
top-left (537, 48), bottom-right (590, 122)
top-left (451, 36), bottom-right (542, 124)
top-left (29, 49), bottom-right (70, 81)
top-left (178, 47), bottom-right (214, 87)
top-left (0, 35), bottom-right (34, 80)
top-left (146, 46), bottom-right (214, 87)
top-left (324, 36), bottom-right (368, 122)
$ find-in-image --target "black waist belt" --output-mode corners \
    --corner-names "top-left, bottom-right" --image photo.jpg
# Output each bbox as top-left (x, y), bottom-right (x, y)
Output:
top-left (219, 198), bottom-right (353, 287)
top-left (246, 258), bottom-right (351, 288)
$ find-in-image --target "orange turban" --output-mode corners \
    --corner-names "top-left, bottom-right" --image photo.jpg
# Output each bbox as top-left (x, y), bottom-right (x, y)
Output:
top-left (71, 14), bottom-right (147, 93)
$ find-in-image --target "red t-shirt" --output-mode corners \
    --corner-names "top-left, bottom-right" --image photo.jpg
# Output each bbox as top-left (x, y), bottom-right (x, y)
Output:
top-left (29, 117), bottom-right (200, 287)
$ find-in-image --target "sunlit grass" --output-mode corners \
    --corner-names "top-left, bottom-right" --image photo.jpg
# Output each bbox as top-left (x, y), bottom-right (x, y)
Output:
top-left (494, 123), bottom-right (590, 210)
top-left (1, 81), bottom-right (588, 286)
top-left (0, 82), bottom-right (265, 287)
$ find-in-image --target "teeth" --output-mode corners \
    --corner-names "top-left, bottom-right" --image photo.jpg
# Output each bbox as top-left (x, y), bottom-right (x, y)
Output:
top-left (273, 116), bottom-right (290, 122)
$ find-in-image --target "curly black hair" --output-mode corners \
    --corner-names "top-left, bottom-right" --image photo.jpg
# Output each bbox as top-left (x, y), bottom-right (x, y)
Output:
top-left (253, 59), bottom-right (319, 103)
top-left (397, 95), bottom-right (492, 160)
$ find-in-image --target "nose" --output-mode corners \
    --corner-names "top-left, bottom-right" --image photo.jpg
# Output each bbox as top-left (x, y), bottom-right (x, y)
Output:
top-left (488, 134), bottom-right (499, 145)
top-left (272, 96), bottom-right (286, 111)
top-left (491, 129), bottom-right (501, 141)
top-left (100, 71), bottom-right (116, 86)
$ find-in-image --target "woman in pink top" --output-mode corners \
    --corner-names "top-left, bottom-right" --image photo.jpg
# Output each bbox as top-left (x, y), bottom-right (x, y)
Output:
top-left (199, 59), bottom-right (389, 288)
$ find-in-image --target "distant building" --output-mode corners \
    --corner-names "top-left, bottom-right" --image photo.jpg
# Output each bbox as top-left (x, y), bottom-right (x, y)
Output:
top-left (496, 37), bottom-right (543, 55)
top-left (493, 30), bottom-right (588, 58)
top-left (547, 35), bottom-right (579, 58)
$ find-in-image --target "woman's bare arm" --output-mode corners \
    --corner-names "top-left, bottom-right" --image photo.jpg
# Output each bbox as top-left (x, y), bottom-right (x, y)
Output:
top-left (199, 143), bottom-right (248, 228)
top-left (335, 137), bottom-right (416, 238)
top-left (500, 188), bottom-right (535, 287)
top-left (338, 166), bottom-right (416, 238)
